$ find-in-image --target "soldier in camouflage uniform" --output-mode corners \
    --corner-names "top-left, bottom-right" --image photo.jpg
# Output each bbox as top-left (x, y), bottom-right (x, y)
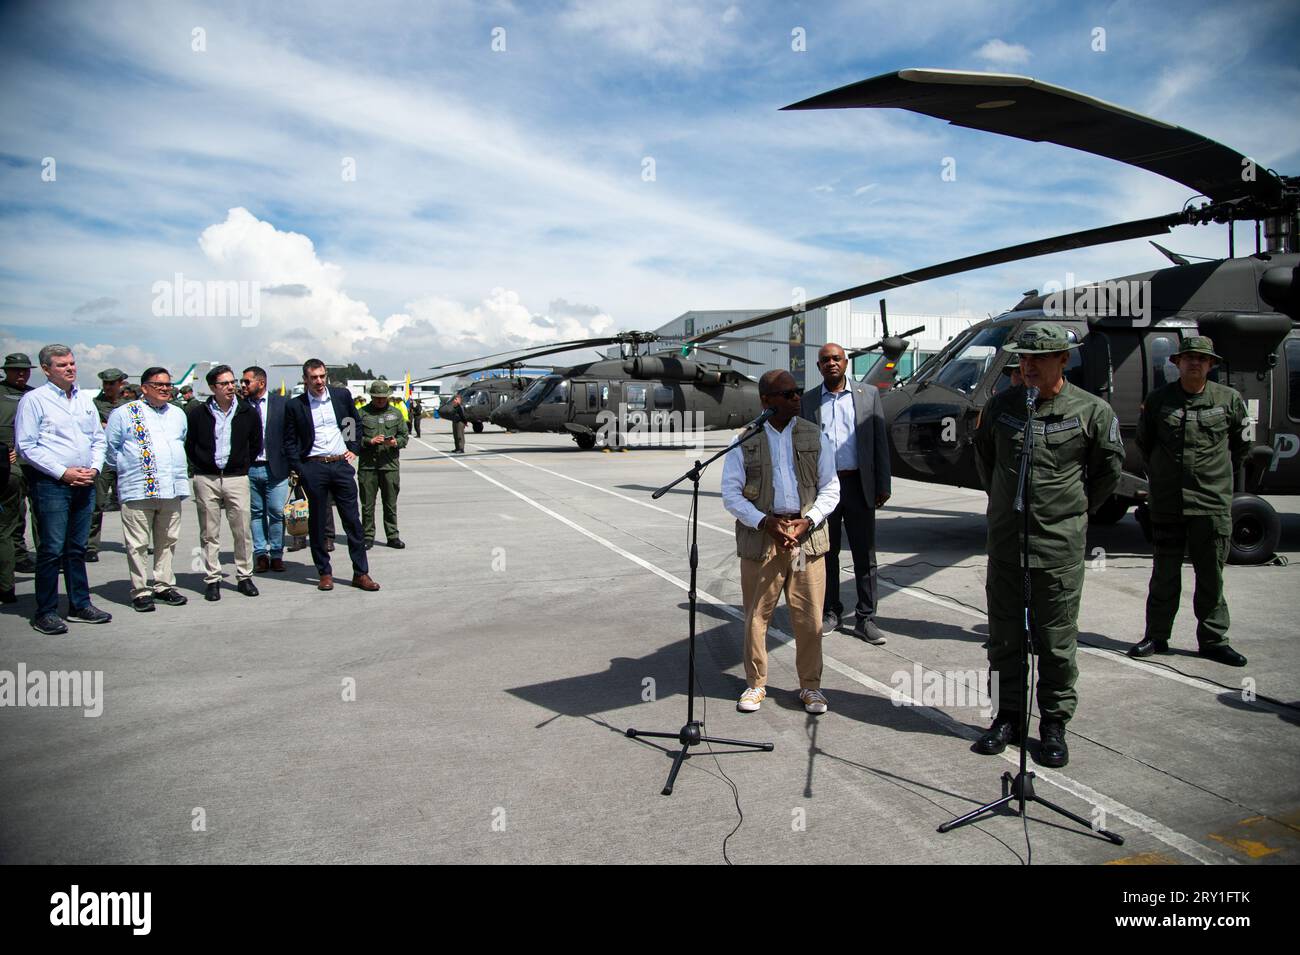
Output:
top-left (1, 352), bottom-right (36, 600)
top-left (1129, 337), bottom-right (1248, 667)
top-left (358, 380), bottom-right (408, 549)
top-left (973, 323), bottom-right (1124, 768)
top-left (87, 367), bottom-right (129, 561)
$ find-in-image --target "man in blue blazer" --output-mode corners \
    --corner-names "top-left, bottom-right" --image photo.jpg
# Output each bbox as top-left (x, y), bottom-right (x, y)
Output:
top-left (283, 359), bottom-right (380, 592)
top-left (800, 343), bottom-right (892, 644)
top-left (242, 366), bottom-right (291, 573)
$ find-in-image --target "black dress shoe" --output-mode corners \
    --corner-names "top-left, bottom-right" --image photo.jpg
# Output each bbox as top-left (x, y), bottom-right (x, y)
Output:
top-left (132, 595), bottom-right (156, 612)
top-left (205, 583), bottom-right (221, 601)
top-left (1199, 644), bottom-right (1247, 667)
top-left (236, 579), bottom-right (259, 597)
top-left (1129, 637), bottom-right (1170, 658)
top-left (31, 613), bottom-right (68, 635)
top-left (1038, 719), bottom-right (1069, 768)
top-left (66, 603), bottom-right (111, 624)
top-left (154, 588), bottom-right (188, 606)
top-left (387, 538), bottom-right (405, 549)
top-left (975, 715), bottom-right (1021, 755)
top-left (84, 551), bottom-right (99, 563)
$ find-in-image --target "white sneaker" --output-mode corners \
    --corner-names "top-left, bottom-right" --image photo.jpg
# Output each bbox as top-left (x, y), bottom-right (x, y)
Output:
top-left (799, 688), bottom-right (828, 714)
top-left (737, 686), bottom-right (766, 712)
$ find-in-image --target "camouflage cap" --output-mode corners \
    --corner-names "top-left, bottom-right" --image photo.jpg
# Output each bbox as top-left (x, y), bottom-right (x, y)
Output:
top-left (1002, 359), bottom-right (1021, 375)
top-left (368, 379), bottom-right (393, 397)
top-left (3, 352), bottom-right (33, 369)
top-left (98, 367), bottom-right (128, 382)
top-left (1173, 335), bottom-right (1222, 361)
top-left (1004, 322), bottom-right (1080, 354)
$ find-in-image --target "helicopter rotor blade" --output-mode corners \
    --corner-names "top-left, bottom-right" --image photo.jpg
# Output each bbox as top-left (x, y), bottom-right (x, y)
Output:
top-left (687, 211), bottom-right (1184, 344)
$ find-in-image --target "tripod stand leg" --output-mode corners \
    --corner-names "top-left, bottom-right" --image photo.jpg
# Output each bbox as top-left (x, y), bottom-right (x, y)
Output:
top-left (1031, 793), bottom-right (1126, 845)
top-left (936, 793), bottom-right (1017, 833)
top-left (701, 735), bottom-right (775, 752)
top-left (661, 746), bottom-right (689, 796)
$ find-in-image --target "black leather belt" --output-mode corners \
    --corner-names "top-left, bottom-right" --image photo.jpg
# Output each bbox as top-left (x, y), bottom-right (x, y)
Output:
top-left (306, 454), bottom-right (347, 462)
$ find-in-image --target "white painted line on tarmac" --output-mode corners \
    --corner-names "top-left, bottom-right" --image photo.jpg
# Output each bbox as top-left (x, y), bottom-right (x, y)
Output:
top-left (421, 437), bottom-right (1233, 865)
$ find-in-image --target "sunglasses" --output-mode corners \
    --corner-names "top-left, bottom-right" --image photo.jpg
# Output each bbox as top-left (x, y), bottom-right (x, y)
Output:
top-left (143, 381), bottom-right (173, 389)
top-left (767, 388), bottom-right (801, 400)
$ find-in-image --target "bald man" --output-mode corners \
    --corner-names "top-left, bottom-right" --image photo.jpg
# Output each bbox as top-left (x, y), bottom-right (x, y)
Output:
top-left (801, 343), bottom-right (892, 644)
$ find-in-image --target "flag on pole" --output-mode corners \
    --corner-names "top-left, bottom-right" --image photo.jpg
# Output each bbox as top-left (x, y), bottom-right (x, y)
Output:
top-left (279, 379), bottom-right (286, 396)
top-left (404, 371), bottom-right (412, 401)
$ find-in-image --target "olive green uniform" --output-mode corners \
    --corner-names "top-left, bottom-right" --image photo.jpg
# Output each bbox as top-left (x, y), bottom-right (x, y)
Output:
top-left (0, 380), bottom-right (35, 590)
top-left (358, 401), bottom-right (408, 542)
top-left (88, 390), bottom-right (129, 555)
top-left (1136, 379), bottom-right (1247, 648)
top-left (974, 380), bottom-right (1124, 722)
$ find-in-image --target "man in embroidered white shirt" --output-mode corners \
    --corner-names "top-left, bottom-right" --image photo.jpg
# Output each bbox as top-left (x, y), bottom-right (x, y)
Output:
top-left (721, 370), bottom-right (840, 715)
top-left (105, 367), bottom-right (190, 612)
top-left (14, 344), bottom-right (113, 634)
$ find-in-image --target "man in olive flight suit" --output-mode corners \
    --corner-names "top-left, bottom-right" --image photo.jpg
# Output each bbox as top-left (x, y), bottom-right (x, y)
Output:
top-left (87, 367), bottom-right (130, 561)
top-left (1, 352), bottom-right (37, 601)
top-left (358, 380), bottom-right (408, 550)
top-left (1129, 337), bottom-right (1248, 667)
top-left (973, 323), bottom-right (1124, 768)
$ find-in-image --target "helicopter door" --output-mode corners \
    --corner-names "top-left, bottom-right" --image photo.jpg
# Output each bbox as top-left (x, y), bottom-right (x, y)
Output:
top-left (1078, 329), bottom-right (1112, 399)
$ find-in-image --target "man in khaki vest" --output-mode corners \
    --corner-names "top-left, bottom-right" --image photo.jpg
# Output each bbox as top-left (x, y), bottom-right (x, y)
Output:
top-left (722, 370), bottom-right (840, 714)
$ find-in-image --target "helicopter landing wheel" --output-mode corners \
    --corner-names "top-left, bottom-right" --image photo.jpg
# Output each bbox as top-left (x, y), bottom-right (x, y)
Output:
top-left (574, 433), bottom-right (597, 451)
top-left (1229, 493), bottom-right (1280, 565)
top-left (472, 421), bottom-right (484, 433)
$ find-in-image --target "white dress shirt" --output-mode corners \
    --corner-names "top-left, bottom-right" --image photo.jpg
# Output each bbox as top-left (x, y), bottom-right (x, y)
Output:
top-left (721, 420), bottom-right (840, 530)
top-left (819, 383), bottom-right (859, 471)
top-left (307, 389), bottom-right (347, 457)
top-left (209, 398), bottom-right (239, 470)
top-left (15, 380), bottom-right (106, 479)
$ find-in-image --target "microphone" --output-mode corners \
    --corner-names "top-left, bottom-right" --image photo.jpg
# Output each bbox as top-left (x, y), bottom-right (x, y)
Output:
top-left (1025, 385), bottom-right (1040, 410)
top-left (747, 407), bottom-right (777, 429)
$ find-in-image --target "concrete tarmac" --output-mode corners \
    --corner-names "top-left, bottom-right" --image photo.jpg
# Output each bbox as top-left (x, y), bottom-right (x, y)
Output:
top-left (2, 419), bottom-right (1298, 864)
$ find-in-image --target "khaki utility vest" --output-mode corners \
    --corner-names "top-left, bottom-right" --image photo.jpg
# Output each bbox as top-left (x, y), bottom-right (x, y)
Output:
top-left (734, 416), bottom-right (831, 561)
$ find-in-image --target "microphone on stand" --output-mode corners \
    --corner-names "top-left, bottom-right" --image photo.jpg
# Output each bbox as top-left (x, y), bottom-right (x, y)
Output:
top-left (735, 406), bottom-right (777, 447)
top-left (1025, 385), bottom-right (1040, 410)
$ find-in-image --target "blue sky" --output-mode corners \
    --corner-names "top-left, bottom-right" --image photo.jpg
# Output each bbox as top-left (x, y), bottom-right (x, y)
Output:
top-left (1, 0), bottom-right (1297, 381)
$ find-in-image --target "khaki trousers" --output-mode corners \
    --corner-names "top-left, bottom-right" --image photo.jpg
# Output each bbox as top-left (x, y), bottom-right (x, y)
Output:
top-left (740, 548), bottom-right (825, 690)
top-left (121, 498), bottom-right (182, 598)
top-left (192, 474), bottom-right (253, 583)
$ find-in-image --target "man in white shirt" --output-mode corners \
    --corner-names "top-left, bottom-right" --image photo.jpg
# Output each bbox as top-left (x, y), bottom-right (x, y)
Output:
top-left (105, 367), bottom-right (190, 612)
top-left (800, 343), bottom-right (892, 644)
top-left (721, 370), bottom-right (840, 714)
top-left (14, 344), bottom-right (113, 634)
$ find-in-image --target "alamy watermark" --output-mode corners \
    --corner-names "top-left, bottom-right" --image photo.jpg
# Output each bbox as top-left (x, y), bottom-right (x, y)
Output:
top-left (1042, 273), bottom-right (1151, 324)
top-left (890, 664), bottom-right (998, 718)
top-left (595, 405), bottom-right (708, 453)
top-left (0, 664), bottom-right (103, 717)
top-left (151, 272), bottom-right (261, 327)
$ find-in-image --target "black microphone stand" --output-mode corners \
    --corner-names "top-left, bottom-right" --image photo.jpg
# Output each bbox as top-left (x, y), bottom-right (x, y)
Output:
top-left (625, 416), bottom-right (775, 795)
top-left (938, 386), bottom-right (1123, 845)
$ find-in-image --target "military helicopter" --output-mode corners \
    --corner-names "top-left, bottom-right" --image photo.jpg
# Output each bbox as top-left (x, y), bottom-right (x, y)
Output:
top-left (686, 68), bottom-right (1298, 564)
top-left (422, 359), bottom-right (551, 433)
top-left (440, 332), bottom-right (764, 450)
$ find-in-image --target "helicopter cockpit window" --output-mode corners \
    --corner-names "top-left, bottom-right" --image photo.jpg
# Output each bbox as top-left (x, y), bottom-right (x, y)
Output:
top-left (626, 383), bottom-right (648, 410)
top-left (542, 379), bottom-right (569, 404)
top-left (520, 376), bottom-right (557, 404)
top-left (471, 391), bottom-right (489, 407)
top-left (1148, 334), bottom-right (1180, 390)
top-left (932, 325), bottom-right (1013, 395)
top-left (913, 326), bottom-right (978, 386)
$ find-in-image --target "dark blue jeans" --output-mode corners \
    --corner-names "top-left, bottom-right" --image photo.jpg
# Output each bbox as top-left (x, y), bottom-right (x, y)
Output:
top-left (27, 468), bottom-right (95, 616)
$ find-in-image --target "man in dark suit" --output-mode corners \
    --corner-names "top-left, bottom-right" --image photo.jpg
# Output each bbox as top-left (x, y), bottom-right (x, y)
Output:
top-left (800, 343), bottom-right (892, 644)
top-left (241, 366), bottom-right (290, 573)
top-left (282, 358), bottom-right (379, 592)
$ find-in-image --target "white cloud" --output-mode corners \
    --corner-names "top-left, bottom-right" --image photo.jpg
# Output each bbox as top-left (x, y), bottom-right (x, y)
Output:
top-left (975, 38), bottom-right (1032, 67)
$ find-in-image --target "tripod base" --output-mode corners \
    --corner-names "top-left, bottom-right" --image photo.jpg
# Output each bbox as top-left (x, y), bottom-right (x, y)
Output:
top-left (626, 721), bottom-right (774, 796)
top-left (937, 766), bottom-right (1124, 845)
